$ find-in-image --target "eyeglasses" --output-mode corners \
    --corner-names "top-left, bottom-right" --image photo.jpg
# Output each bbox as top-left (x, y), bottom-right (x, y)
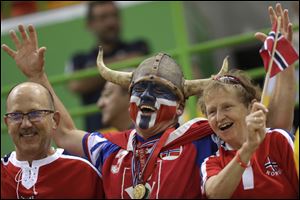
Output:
top-left (213, 75), bottom-right (246, 89)
top-left (5, 110), bottom-right (54, 124)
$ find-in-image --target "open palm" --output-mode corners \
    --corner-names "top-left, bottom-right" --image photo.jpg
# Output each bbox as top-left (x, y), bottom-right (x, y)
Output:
top-left (255, 3), bottom-right (294, 43)
top-left (2, 24), bottom-right (46, 79)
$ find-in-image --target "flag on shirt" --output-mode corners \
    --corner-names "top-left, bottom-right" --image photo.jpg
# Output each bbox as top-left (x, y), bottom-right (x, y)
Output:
top-left (259, 20), bottom-right (299, 77)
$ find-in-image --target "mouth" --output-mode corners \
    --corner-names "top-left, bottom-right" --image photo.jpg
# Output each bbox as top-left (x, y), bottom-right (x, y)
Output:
top-left (218, 122), bottom-right (234, 131)
top-left (20, 132), bottom-right (38, 138)
top-left (139, 105), bottom-right (157, 115)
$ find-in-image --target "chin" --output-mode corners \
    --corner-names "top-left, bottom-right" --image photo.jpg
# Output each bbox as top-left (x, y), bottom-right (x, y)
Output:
top-left (19, 145), bottom-right (40, 154)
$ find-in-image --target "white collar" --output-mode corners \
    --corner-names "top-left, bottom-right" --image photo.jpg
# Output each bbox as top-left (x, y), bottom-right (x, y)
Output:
top-left (9, 148), bottom-right (64, 168)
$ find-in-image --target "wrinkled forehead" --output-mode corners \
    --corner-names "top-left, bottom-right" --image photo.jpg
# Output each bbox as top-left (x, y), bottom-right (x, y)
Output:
top-left (6, 85), bottom-right (51, 112)
top-left (204, 84), bottom-right (241, 105)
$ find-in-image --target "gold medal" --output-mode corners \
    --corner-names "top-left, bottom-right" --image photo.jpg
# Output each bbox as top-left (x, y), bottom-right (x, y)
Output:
top-left (133, 184), bottom-right (146, 199)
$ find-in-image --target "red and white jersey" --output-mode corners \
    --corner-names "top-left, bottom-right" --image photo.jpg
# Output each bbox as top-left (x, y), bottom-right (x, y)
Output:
top-left (82, 118), bottom-right (218, 198)
top-left (201, 128), bottom-right (299, 199)
top-left (1, 148), bottom-right (103, 199)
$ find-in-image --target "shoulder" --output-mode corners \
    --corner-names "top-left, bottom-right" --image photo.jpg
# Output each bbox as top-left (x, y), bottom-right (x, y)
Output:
top-left (1, 152), bottom-right (12, 166)
top-left (121, 40), bottom-right (150, 54)
top-left (70, 51), bottom-right (89, 64)
top-left (265, 128), bottom-right (294, 148)
top-left (183, 117), bottom-right (210, 131)
top-left (57, 148), bottom-right (101, 177)
top-left (70, 48), bottom-right (98, 67)
top-left (83, 131), bottom-right (122, 151)
top-left (82, 131), bottom-right (123, 166)
top-left (84, 131), bottom-right (129, 145)
top-left (128, 40), bottom-right (149, 48)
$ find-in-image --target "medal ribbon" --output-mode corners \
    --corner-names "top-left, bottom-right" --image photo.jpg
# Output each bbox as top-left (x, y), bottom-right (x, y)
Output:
top-left (131, 127), bottom-right (175, 187)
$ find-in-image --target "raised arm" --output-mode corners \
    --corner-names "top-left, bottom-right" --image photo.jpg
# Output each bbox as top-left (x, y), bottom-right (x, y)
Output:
top-left (255, 3), bottom-right (296, 131)
top-left (2, 24), bottom-right (86, 157)
top-left (204, 103), bottom-right (268, 198)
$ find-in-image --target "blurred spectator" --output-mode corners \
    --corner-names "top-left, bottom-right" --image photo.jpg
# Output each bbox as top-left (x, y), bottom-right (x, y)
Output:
top-left (11, 1), bottom-right (37, 17)
top-left (65, 1), bottom-right (149, 132)
top-left (97, 81), bottom-right (133, 133)
top-left (96, 68), bottom-right (134, 133)
top-left (46, 1), bottom-right (82, 9)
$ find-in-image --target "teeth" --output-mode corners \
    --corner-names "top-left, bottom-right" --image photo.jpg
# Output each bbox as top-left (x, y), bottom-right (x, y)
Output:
top-left (140, 105), bottom-right (156, 111)
top-left (23, 134), bottom-right (34, 137)
top-left (219, 122), bottom-right (233, 130)
top-left (21, 133), bottom-right (36, 137)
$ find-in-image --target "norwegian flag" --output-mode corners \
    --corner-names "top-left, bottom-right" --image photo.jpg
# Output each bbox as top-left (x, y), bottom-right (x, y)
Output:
top-left (264, 156), bottom-right (279, 172)
top-left (259, 20), bottom-right (298, 77)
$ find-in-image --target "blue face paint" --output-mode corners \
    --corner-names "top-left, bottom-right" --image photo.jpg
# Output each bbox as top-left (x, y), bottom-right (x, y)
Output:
top-left (129, 81), bottom-right (179, 130)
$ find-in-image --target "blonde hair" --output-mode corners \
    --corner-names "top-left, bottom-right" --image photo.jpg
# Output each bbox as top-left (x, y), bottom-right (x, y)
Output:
top-left (198, 70), bottom-right (261, 116)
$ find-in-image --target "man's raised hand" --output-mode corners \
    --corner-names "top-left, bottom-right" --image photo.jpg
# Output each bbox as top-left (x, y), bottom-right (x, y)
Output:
top-left (2, 24), bottom-right (46, 79)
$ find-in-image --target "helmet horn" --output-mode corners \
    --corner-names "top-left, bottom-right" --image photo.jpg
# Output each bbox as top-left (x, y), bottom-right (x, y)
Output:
top-left (96, 46), bottom-right (132, 88)
top-left (216, 56), bottom-right (229, 76)
top-left (183, 56), bottom-right (229, 97)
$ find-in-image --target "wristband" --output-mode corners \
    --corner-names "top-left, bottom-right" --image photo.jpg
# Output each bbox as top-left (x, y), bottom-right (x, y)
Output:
top-left (236, 151), bottom-right (250, 168)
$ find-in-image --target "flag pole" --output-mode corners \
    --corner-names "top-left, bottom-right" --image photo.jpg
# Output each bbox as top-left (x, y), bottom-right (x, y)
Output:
top-left (260, 17), bottom-right (281, 105)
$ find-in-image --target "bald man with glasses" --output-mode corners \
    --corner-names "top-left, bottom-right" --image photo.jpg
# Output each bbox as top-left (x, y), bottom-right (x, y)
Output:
top-left (1, 82), bottom-right (104, 199)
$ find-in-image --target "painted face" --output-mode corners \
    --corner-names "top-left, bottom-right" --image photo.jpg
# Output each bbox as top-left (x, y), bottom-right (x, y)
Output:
top-left (129, 81), bottom-right (179, 130)
top-left (204, 87), bottom-right (250, 147)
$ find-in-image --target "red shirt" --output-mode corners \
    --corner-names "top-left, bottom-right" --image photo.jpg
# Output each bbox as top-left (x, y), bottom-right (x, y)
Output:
top-left (201, 128), bottom-right (299, 199)
top-left (1, 148), bottom-right (103, 199)
top-left (83, 118), bottom-right (217, 198)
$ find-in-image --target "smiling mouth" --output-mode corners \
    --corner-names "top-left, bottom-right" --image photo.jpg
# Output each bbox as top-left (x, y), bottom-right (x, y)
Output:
top-left (218, 122), bottom-right (233, 131)
top-left (139, 105), bottom-right (157, 114)
top-left (20, 132), bottom-right (38, 138)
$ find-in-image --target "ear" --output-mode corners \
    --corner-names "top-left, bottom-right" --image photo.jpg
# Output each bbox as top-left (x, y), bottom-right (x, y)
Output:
top-left (176, 103), bottom-right (184, 116)
top-left (3, 116), bottom-right (10, 133)
top-left (3, 116), bottom-right (8, 127)
top-left (52, 111), bottom-right (60, 130)
top-left (3, 117), bottom-right (12, 136)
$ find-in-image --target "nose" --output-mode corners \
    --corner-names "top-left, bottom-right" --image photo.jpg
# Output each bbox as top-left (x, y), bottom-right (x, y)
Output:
top-left (20, 115), bottom-right (33, 128)
top-left (97, 97), bottom-right (104, 109)
top-left (140, 87), bottom-right (156, 103)
top-left (216, 109), bottom-right (225, 122)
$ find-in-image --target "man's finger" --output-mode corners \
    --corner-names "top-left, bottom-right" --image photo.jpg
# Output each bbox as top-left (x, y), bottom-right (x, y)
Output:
top-left (2, 44), bottom-right (16, 58)
top-left (38, 47), bottom-right (47, 60)
top-left (28, 24), bottom-right (38, 48)
top-left (18, 24), bottom-right (29, 42)
top-left (287, 23), bottom-right (293, 42)
top-left (275, 3), bottom-right (284, 29)
top-left (9, 30), bottom-right (21, 49)
top-left (254, 32), bottom-right (267, 42)
top-left (283, 9), bottom-right (289, 33)
top-left (268, 6), bottom-right (276, 25)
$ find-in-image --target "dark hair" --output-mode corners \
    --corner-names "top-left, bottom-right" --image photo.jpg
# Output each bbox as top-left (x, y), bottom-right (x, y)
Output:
top-left (86, 1), bottom-right (118, 22)
top-left (6, 82), bottom-right (55, 110)
top-left (198, 69), bottom-right (261, 116)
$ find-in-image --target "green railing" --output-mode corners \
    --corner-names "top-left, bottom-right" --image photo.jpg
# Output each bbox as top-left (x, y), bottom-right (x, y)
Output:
top-left (1, 2), bottom-right (299, 134)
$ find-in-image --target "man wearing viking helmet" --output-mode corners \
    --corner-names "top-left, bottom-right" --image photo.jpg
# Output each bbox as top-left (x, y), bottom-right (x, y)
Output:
top-left (2, 19), bottom-right (295, 198)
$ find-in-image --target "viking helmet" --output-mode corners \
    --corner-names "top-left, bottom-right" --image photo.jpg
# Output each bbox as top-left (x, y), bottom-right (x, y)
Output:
top-left (97, 47), bottom-right (229, 102)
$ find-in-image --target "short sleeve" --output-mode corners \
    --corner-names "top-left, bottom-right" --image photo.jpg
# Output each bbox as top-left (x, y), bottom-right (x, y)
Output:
top-left (82, 132), bottom-right (120, 174)
top-left (200, 153), bottom-right (222, 194)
